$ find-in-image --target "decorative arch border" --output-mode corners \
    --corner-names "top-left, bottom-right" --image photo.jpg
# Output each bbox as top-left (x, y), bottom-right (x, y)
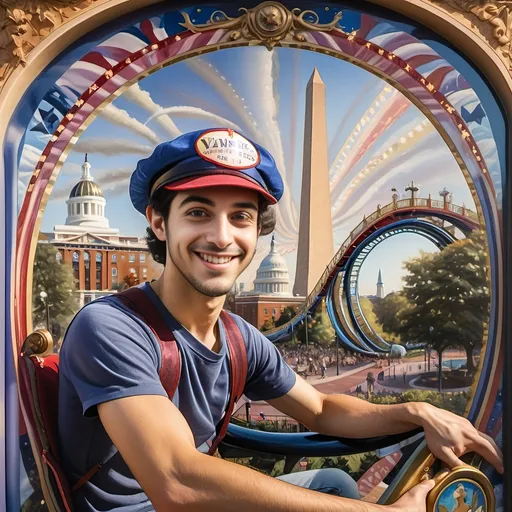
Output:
top-left (0, 0), bottom-right (509, 507)
top-left (13, 6), bottom-right (501, 431)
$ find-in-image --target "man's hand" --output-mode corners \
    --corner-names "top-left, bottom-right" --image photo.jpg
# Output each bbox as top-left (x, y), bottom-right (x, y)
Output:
top-left (419, 403), bottom-right (503, 473)
top-left (385, 480), bottom-right (435, 512)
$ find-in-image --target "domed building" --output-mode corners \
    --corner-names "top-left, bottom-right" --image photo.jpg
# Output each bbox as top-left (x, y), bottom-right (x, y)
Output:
top-left (253, 237), bottom-right (291, 295)
top-left (233, 236), bottom-right (305, 329)
top-left (65, 154), bottom-right (110, 229)
top-left (42, 155), bottom-right (162, 306)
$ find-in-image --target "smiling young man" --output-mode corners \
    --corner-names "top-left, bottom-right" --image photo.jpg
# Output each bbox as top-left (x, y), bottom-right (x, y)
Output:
top-left (58, 128), bottom-right (503, 512)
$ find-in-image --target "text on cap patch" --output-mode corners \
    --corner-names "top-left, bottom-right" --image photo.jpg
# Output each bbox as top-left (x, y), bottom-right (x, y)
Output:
top-left (194, 129), bottom-right (261, 170)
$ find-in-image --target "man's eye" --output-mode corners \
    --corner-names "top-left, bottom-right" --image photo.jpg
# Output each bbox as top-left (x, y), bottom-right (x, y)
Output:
top-left (188, 209), bottom-right (207, 217)
top-left (233, 212), bottom-right (252, 221)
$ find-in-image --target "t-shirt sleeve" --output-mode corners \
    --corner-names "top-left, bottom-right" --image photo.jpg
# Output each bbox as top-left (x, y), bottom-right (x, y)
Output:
top-left (60, 301), bottom-right (167, 418)
top-left (231, 315), bottom-right (296, 401)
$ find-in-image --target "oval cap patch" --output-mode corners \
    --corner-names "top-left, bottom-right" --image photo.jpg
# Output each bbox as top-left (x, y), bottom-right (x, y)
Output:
top-left (195, 129), bottom-right (261, 170)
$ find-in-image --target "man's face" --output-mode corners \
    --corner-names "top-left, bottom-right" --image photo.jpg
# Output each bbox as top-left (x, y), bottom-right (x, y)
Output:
top-left (164, 186), bottom-right (260, 297)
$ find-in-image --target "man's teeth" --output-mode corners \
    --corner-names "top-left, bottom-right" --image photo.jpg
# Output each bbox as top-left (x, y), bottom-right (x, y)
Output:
top-left (199, 253), bottom-right (234, 264)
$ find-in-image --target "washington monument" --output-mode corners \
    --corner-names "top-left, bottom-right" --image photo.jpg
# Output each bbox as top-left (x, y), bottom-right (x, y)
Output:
top-left (293, 68), bottom-right (334, 297)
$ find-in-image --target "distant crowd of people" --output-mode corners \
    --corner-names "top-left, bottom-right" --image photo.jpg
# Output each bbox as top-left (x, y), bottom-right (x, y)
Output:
top-left (276, 344), bottom-right (383, 377)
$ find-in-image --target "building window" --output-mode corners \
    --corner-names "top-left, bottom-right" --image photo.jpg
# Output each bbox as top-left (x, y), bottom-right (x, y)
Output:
top-left (84, 251), bottom-right (91, 290)
top-left (112, 253), bottom-right (117, 262)
top-left (129, 254), bottom-right (135, 263)
top-left (121, 255), bottom-right (125, 260)
top-left (56, 252), bottom-right (62, 264)
top-left (264, 308), bottom-right (268, 315)
top-left (72, 251), bottom-right (80, 288)
top-left (96, 252), bottom-right (103, 290)
top-left (84, 203), bottom-right (89, 215)
top-left (77, 203), bottom-right (80, 214)
top-left (272, 308), bottom-right (277, 316)
top-left (140, 254), bottom-right (146, 263)
top-left (142, 268), bottom-right (147, 276)
top-left (112, 268), bottom-right (118, 277)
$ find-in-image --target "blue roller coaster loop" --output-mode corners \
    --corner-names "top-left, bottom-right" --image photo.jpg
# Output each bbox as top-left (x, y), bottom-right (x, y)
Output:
top-left (331, 219), bottom-right (457, 355)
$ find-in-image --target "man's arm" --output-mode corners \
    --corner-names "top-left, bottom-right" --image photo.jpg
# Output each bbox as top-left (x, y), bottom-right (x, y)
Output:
top-left (268, 376), bottom-right (503, 472)
top-left (99, 394), bottom-right (386, 511)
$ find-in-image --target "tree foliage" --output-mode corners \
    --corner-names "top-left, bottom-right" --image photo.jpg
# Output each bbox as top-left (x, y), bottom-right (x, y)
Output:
top-left (397, 230), bottom-right (490, 374)
top-left (32, 243), bottom-right (79, 339)
top-left (294, 305), bottom-right (335, 346)
top-left (260, 317), bottom-right (276, 332)
top-left (123, 271), bottom-right (140, 289)
top-left (275, 306), bottom-right (297, 327)
top-left (372, 293), bottom-right (409, 339)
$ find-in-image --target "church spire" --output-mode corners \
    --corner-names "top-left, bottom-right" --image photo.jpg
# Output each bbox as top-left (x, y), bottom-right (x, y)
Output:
top-left (376, 268), bottom-right (384, 298)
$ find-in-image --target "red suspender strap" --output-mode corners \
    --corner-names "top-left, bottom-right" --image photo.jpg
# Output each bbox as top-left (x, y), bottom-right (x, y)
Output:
top-left (116, 287), bottom-right (181, 399)
top-left (73, 287), bottom-right (181, 492)
top-left (208, 311), bottom-right (248, 455)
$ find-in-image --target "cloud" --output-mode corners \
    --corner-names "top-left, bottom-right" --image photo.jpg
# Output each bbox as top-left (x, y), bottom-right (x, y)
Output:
top-left (48, 166), bottom-right (133, 202)
top-left (146, 107), bottom-right (242, 132)
top-left (59, 162), bottom-right (83, 177)
top-left (99, 104), bottom-right (160, 144)
top-left (74, 138), bottom-right (154, 156)
top-left (97, 168), bottom-right (132, 190)
top-left (123, 83), bottom-right (181, 138)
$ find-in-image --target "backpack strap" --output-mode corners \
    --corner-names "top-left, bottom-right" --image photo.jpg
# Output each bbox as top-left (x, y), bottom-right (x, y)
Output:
top-left (208, 311), bottom-right (248, 455)
top-left (73, 289), bottom-right (247, 490)
top-left (116, 287), bottom-right (181, 399)
top-left (73, 287), bottom-right (181, 492)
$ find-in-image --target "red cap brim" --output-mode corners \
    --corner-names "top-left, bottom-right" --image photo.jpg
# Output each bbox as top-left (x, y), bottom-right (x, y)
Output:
top-left (164, 174), bottom-right (277, 204)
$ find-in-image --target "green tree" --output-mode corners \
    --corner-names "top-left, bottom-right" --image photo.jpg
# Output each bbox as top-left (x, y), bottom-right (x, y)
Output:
top-left (260, 317), bottom-right (276, 332)
top-left (32, 243), bottom-right (79, 340)
top-left (275, 306), bottom-right (297, 327)
top-left (372, 293), bottom-right (409, 339)
top-left (397, 230), bottom-right (490, 377)
top-left (309, 307), bottom-right (335, 347)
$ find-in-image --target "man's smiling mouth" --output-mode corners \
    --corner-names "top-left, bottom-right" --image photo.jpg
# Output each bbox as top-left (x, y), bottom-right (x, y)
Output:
top-left (196, 252), bottom-right (237, 265)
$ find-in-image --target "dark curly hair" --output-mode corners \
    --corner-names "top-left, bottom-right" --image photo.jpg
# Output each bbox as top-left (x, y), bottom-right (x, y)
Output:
top-left (145, 188), bottom-right (277, 265)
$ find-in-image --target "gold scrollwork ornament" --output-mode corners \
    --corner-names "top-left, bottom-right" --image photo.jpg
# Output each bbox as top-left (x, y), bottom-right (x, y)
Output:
top-left (180, 2), bottom-right (344, 50)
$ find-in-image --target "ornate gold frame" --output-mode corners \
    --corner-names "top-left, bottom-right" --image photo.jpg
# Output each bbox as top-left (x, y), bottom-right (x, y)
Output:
top-left (427, 465), bottom-right (496, 511)
top-left (0, 0), bottom-right (508, 506)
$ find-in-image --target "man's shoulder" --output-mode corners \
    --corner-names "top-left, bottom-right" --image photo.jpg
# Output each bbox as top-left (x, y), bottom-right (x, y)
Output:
top-left (70, 295), bottom-right (135, 329)
top-left (61, 294), bottom-right (156, 358)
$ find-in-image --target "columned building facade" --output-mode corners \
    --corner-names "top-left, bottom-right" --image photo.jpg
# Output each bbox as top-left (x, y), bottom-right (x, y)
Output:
top-left (41, 155), bottom-right (162, 306)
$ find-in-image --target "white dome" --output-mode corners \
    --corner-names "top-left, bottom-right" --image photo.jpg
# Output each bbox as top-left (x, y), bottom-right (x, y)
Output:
top-left (253, 236), bottom-right (291, 295)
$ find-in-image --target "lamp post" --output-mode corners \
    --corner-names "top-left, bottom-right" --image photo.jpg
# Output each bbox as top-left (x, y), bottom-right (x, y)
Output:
top-left (39, 291), bottom-right (50, 331)
top-left (428, 326), bottom-right (434, 373)
top-left (405, 181), bottom-right (419, 203)
top-left (336, 335), bottom-right (340, 376)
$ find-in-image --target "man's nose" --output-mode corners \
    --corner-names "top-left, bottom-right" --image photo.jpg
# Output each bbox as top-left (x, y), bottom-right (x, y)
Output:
top-left (205, 215), bottom-right (234, 248)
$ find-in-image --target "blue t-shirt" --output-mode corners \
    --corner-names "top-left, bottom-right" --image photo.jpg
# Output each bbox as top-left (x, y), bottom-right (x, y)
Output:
top-left (58, 283), bottom-right (295, 511)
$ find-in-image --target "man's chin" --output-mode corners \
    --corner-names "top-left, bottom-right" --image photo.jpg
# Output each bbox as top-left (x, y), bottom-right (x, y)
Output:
top-left (189, 277), bottom-right (234, 298)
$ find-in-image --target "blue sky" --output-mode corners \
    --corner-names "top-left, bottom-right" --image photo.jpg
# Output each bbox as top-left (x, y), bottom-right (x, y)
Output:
top-left (21, 46), bottom-right (489, 295)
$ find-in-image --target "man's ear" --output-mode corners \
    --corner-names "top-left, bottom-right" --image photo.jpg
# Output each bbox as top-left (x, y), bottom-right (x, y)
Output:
top-left (146, 205), bottom-right (167, 242)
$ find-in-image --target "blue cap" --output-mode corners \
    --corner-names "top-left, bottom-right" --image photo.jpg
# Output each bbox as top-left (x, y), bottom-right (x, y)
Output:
top-left (129, 128), bottom-right (284, 215)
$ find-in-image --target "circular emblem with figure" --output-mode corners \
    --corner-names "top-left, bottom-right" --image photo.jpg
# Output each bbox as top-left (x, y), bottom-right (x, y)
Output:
top-left (195, 129), bottom-right (261, 170)
top-left (427, 466), bottom-right (495, 512)
top-left (435, 480), bottom-right (487, 512)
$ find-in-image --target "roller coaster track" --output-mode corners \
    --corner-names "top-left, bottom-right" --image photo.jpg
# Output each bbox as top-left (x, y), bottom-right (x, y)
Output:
top-left (265, 198), bottom-right (479, 352)
top-left (340, 219), bottom-right (456, 353)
